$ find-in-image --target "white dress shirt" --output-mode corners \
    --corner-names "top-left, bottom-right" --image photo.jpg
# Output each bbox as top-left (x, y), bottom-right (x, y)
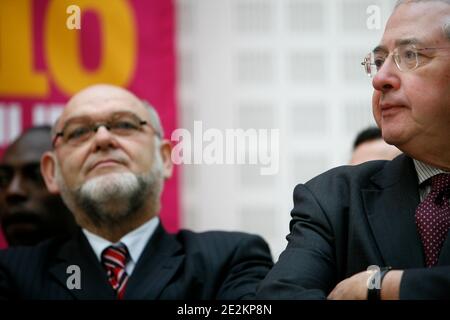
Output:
top-left (82, 217), bottom-right (159, 276)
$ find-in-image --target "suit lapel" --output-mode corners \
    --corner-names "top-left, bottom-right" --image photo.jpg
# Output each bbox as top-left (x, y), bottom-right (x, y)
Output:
top-left (48, 230), bottom-right (115, 299)
top-left (362, 155), bottom-right (425, 268)
top-left (124, 223), bottom-right (184, 299)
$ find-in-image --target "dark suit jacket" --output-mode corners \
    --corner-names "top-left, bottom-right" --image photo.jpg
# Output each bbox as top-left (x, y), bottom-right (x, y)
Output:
top-left (401, 266), bottom-right (450, 299)
top-left (257, 154), bottom-right (450, 299)
top-left (0, 223), bottom-right (273, 299)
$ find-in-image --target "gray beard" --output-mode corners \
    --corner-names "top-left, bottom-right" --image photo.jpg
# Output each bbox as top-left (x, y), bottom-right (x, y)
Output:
top-left (54, 139), bottom-right (165, 230)
top-left (56, 165), bottom-right (163, 230)
top-left (74, 170), bottom-right (162, 228)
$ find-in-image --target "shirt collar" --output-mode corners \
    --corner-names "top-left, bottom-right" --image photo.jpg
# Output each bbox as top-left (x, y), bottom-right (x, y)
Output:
top-left (82, 216), bottom-right (159, 264)
top-left (413, 159), bottom-right (448, 185)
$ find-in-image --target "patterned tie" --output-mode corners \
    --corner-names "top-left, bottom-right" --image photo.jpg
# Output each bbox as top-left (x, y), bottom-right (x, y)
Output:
top-left (101, 243), bottom-right (130, 299)
top-left (415, 173), bottom-right (450, 267)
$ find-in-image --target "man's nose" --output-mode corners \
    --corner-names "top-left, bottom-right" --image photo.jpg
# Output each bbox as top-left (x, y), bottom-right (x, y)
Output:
top-left (372, 57), bottom-right (401, 93)
top-left (92, 126), bottom-right (119, 151)
top-left (5, 174), bottom-right (28, 206)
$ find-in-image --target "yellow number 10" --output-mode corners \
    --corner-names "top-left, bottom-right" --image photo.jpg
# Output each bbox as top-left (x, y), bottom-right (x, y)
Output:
top-left (0, 0), bottom-right (136, 97)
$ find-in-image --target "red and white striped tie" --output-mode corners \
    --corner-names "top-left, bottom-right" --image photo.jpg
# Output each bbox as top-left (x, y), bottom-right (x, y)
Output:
top-left (101, 243), bottom-right (130, 299)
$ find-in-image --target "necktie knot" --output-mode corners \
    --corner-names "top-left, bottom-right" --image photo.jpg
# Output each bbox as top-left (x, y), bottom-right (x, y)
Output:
top-left (416, 173), bottom-right (450, 267)
top-left (102, 243), bottom-right (130, 268)
top-left (430, 174), bottom-right (450, 206)
top-left (101, 243), bottom-right (130, 299)
top-left (430, 173), bottom-right (450, 194)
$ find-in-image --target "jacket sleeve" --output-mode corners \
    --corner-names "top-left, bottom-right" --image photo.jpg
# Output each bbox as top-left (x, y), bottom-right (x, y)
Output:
top-left (216, 234), bottom-right (274, 300)
top-left (256, 184), bottom-right (337, 299)
top-left (400, 266), bottom-right (450, 299)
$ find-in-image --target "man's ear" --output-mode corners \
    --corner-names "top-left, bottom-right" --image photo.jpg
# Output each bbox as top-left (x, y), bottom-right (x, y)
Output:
top-left (159, 139), bottom-right (173, 179)
top-left (40, 151), bottom-right (60, 193)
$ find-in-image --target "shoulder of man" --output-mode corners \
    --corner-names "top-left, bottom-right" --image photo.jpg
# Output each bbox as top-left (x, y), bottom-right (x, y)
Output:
top-left (174, 229), bottom-right (270, 254)
top-left (299, 153), bottom-right (410, 194)
top-left (306, 159), bottom-right (389, 190)
top-left (0, 236), bottom-right (69, 270)
top-left (172, 229), bottom-right (273, 282)
top-left (171, 229), bottom-right (272, 266)
top-left (288, 154), bottom-right (412, 230)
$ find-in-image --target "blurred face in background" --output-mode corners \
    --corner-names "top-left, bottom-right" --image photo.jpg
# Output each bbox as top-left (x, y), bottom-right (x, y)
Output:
top-left (0, 129), bottom-right (76, 246)
top-left (350, 138), bottom-right (402, 165)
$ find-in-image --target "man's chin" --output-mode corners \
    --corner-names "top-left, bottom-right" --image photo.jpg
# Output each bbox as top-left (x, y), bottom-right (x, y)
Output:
top-left (81, 172), bottom-right (140, 202)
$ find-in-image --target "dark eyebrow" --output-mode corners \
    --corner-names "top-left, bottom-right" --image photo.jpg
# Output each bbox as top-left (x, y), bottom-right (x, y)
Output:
top-left (395, 38), bottom-right (423, 46)
top-left (372, 45), bottom-right (388, 54)
top-left (373, 38), bottom-right (424, 53)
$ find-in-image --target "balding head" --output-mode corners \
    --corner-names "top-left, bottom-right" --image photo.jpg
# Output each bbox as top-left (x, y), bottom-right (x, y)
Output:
top-left (66, 84), bottom-right (141, 110)
top-left (53, 84), bottom-right (163, 141)
top-left (41, 84), bottom-right (173, 242)
top-left (55, 84), bottom-right (146, 133)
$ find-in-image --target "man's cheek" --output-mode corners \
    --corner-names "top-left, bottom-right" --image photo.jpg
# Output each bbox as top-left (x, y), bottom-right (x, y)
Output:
top-left (372, 106), bottom-right (382, 129)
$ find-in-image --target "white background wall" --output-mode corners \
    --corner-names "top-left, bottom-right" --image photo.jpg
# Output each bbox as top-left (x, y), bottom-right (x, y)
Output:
top-left (176, 0), bottom-right (398, 260)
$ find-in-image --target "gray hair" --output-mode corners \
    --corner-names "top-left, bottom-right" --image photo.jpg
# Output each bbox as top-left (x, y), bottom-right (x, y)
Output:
top-left (394, 0), bottom-right (450, 40)
top-left (445, 22), bottom-right (450, 40)
top-left (141, 100), bottom-right (164, 139)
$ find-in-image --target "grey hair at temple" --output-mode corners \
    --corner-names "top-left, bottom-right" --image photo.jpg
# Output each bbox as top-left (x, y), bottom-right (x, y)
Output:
top-left (140, 100), bottom-right (164, 139)
top-left (445, 22), bottom-right (450, 40)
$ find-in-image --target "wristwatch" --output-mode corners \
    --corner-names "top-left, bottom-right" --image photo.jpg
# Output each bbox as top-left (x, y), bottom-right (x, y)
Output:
top-left (367, 266), bottom-right (392, 300)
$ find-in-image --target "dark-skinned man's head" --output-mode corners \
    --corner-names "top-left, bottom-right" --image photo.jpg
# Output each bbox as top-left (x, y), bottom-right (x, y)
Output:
top-left (0, 126), bottom-right (76, 246)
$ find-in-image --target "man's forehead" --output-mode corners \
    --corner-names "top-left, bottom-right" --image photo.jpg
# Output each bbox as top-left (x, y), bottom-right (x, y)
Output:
top-left (373, 37), bottom-right (425, 53)
top-left (379, 2), bottom-right (450, 48)
top-left (60, 95), bottom-right (147, 123)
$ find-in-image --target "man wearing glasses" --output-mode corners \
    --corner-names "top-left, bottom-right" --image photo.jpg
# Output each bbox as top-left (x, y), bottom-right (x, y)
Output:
top-left (257, 0), bottom-right (450, 300)
top-left (0, 84), bottom-right (273, 299)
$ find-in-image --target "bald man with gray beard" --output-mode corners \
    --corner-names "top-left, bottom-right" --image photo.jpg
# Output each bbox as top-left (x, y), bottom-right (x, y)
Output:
top-left (0, 84), bottom-right (273, 300)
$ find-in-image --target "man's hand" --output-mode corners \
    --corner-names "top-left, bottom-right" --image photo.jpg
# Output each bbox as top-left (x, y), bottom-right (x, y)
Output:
top-left (328, 270), bottom-right (404, 300)
top-left (327, 270), bottom-right (373, 300)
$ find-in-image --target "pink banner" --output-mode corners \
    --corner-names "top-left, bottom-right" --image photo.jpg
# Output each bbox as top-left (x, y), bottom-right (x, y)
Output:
top-left (0, 0), bottom-right (179, 248)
